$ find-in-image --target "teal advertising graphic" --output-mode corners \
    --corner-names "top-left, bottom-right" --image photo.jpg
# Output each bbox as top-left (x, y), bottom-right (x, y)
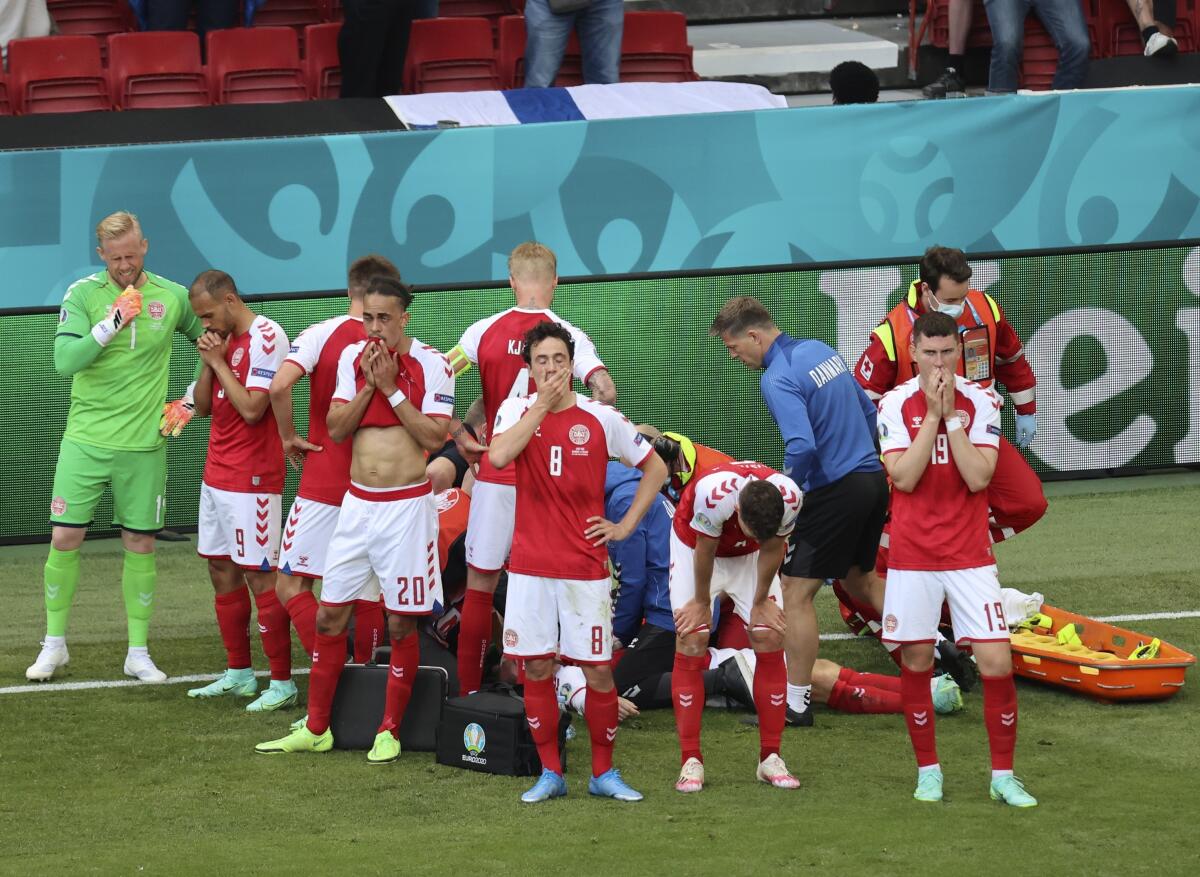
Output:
top-left (4, 87), bottom-right (1200, 309)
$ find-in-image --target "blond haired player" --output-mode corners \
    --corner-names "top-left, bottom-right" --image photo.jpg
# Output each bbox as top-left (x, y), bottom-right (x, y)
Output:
top-left (28, 211), bottom-right (202, 683)
top-left (448, 241), bottom-right (616, 696)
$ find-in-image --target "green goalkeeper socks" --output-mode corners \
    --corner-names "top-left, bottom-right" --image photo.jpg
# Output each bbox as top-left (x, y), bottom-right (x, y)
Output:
top-left (122, 550), bottom-right (157, 648)
top-left (44, 547), bottom-right (82, 637)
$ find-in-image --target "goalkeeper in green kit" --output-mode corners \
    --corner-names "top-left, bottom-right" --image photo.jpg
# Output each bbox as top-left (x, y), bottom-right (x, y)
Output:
top-left (27, 211), bottom-right (203, 682)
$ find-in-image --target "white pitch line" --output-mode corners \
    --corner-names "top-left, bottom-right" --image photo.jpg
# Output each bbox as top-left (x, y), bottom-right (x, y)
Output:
top-left (3, 610), bottom-right (1196, 696)
top-left (0, 667), bottom-right (309, 696)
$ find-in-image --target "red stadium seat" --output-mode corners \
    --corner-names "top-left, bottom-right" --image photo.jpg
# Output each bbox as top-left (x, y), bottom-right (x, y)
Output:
top-left (107, 31), bottom-right (210, 109)
top-left (6, 35), bottom-right (112, 114)
top-left (404, 18), bottom-right (501, 94)
top-left (206, 27), bottom-right (308, 104)
top-left (496, 15), bottom-right (583, 89)
top-left (439, 0), bottom-right (516, 44)
top-left (251, 0), bottom-right (324, 51)
top-left (320, 0), bottom-right (344, 21)
top-left (620, 11), bottom-right (698, 82)
top-left (46, 0), bottom-right (134, 63)
top-left (1019, 17), bottom-right (1100, 89)
top-left (926, 0), bottom-right (994, 49)
top-left (304, 22), bottom-right (342, 99)
top-left (0, 70), bottom-right (12, 116)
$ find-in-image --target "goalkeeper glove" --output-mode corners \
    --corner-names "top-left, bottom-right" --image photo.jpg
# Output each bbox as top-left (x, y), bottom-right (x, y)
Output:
top-left (1015, 413), bottom-right (1037, 449)
top-left (91, 288), bottom-right (142, 347)
top-left (160, 382), bottom-right (197, 437)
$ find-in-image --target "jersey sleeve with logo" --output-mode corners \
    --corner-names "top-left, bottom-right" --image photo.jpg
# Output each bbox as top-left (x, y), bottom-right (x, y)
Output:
top-left (56, 271), bottom-right (196, 452)
top-left (584, 397), bottom-right (652, 469)
top-left (203, 317), bottom-right (288, 494)
top-left (287, 315), bottom-right (365, 506)
top-left (880, 378), bottom-right (997, 572)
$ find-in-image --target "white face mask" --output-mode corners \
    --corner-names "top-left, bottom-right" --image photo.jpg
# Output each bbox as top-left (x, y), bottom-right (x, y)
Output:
top-left (926, 288), bottom-right (965, 320)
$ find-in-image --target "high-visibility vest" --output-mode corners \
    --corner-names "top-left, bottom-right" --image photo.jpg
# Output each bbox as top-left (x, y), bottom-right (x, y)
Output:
top-left (872, 280), bottom-right (1002, 387)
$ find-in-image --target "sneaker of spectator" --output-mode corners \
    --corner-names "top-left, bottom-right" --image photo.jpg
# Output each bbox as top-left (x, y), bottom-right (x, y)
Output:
top-left (1143, 29), bottom-right (1179, 57)
top-left (922, 67), bottom-right (967, 99)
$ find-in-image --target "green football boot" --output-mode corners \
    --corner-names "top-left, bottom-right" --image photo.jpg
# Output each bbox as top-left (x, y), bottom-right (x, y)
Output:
top-left (246, 679), bottom-right (299, 713)
top-left (188, 668), bottom-right (257, 699)
top-left (914, 769), bottom-right (944, 803)
top-left (990, 775), bottom-right (1038, 808)
top-left (367, 731), bottom-right (401, 765)
top-left (255, 725), bottom-right (333, 755)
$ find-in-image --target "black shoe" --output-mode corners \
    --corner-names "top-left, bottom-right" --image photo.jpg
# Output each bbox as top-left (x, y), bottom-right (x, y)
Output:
top-left (935, 639), bottom-right (978, 693)
top-left (155, 529), bottom-right (190, 543)
top-left (740, 705), bottom-right (815, 728)
top-left (923, 67), bottom-right (965, 100)
top-left (715, 654), bottom-right (755, 710)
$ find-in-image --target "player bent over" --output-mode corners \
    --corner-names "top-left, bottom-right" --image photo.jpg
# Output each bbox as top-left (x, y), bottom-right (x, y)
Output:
top-left (670, 462), bottom-right (803, 793)
top-left (489, 321), bottom-right (667, 803)
top-left (185, 271), bottom-right (295, 712)
top-left (29, 211), bottom-right (202, 683)
top-left (256, 276), bottom-right (455, 763)
top-left (877, 311), bottom-right (1036, 808)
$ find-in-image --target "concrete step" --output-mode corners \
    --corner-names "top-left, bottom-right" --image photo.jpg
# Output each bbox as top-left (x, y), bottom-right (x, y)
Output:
top-left (627, 0), bottom-right (918, 24)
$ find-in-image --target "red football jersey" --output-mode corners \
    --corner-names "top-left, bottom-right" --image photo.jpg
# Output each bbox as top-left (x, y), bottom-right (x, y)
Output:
top-left (332, 337), bottom-right (455, 429)
top-left (673, 461), bottom-right (802, 557)
top-left (283, 314), bottom-right (365, 506)
top-left (494, 394), bottom-right (653, 580)
top-left (457, 307), bottom-right (606, 487)
top-left (203, 316), bottom-right (287, 494)
top-left (878, 375), bottom-right (1003, 570)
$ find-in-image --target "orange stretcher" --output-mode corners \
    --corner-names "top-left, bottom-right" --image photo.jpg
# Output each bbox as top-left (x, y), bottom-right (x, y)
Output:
top-left (1009, 605), bottom-right (1195, 702)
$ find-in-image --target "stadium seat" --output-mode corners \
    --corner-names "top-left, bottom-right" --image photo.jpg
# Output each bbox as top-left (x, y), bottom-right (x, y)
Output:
top-left (1020, 17), bottom-right (1101, 89)
top-left (319, 0), bottom-right (343, 21)
top-left (250, 0), bottom-right (324, 51)
top-left (620, 11), bottom-right (698, 82)
top-left (45, 0), bottom-right (134, 63)
top-left (6, 35), bottom-right (112, 114)
top-left (107, 31), bottom-right (210, 110)
top-left (404, 18), bottom-right (501, 94)
top-left (926, 0), bottom-right (994, 49)
top-left (0, 70), bottom-right (11, 116)
top-left (206, 27), bottom-right (308, 105)
top-left (304, 22), bottom-right (342, 99)
top-left (496, 15), bottom-right (583, 89)
top-left (438, 0), bottom-right (515, 43)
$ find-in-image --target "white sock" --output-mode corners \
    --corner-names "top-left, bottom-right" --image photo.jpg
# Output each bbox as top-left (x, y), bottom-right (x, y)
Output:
top-left (707, 647), bottom-right (737, 666)
top-left (127, 645), bottom-right (148, 658)
top-left (786, 683), bottom-right (811, 713)
top-left (919, 763), bottom-right (941, 776)
top-left (992, 769), bottom-right (1014, 780)
top-left (44, 635), bottom-right (66, 650)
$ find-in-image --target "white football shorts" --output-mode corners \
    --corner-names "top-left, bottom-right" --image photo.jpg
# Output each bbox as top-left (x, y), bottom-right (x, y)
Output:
top-left (668, 530), bottom-right (783, 633)
top-left (464, 480), bottom-right (515, 574)
top-left (503, 574), bottom-right (613, 665)
top-left (881, 565), bottom-right (1010, 645)
top-left (277, 495), bottom-right (341, 580)
top-left (197, 483), bottom-right (281, 572)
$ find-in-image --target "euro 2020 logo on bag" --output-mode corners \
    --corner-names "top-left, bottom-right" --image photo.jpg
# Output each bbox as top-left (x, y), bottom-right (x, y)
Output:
top-left (464, 722), bottom-right (486, 756)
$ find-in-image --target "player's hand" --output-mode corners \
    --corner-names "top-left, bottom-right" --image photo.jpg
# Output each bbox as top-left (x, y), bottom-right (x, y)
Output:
top-left (361, 343), bottom-right (380, 388)
top-left (159, 398), bottom-right (196, 437)
top-left (91, 288), bottom-right (143, 346)
top-left (535, 369), bottom-right (572, 411)
top-left (939, 369), bottom-right (956, 418)
top-left (453, 430), bottom-right (488, 465)
top-left (617, 697), bottom-right (640, 722)
top-left (750, 598), bottom-right (786, 635)
top-left (283, 434), bottom-right (323, 470)
top-left (673, 599), bottom-right (712, 637)
top-left (585, 515), bottom-right (631, 547)
top-left (1015, 413), bottom-right (1037, 448)
top-left (197, 331), bottom-right (227, 368)
top-left (371, 346), bottom-right (400, 394)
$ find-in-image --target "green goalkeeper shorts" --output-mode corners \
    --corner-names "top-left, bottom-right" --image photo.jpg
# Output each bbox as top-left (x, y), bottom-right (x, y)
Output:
top-left (49, 438), bottom-right (167, 533)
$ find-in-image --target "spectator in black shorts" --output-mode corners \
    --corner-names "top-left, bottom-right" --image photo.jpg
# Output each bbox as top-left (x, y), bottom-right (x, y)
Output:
top-left (710, 297), bottom-right (889, 726)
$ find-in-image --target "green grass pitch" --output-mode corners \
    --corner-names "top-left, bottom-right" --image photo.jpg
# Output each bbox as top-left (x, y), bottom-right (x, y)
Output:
top-left (1, 477), bottom-right (1197, 876)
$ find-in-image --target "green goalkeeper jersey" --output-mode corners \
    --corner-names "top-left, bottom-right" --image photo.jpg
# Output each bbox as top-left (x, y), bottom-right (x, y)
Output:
top-left (56, 269), bottom-right (203, 452)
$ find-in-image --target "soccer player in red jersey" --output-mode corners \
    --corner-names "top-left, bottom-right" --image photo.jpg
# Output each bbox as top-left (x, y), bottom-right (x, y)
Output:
top-left (877, 311), bottom-right (1037, 808)
top-left (448, 242), bottom-right (616, 697)
top-left (184, 271), bottom-right (295, 712)
top-left (267, 256), bottom-right (401, 667)
top-left (489, 321), bottom-right (667, 803)
top-left (669, 460), bottom-right (803, 792)
top-left (255, 276), bottom-right (454, 763)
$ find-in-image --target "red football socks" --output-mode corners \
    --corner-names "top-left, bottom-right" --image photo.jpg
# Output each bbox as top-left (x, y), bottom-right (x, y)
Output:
top-left (982, 673), bottom-right (1018, 771)
top-left (523, 676), bottom-right (562, 775)
top-left (586, 684), bottom-right (618, 777)
top-left (827, 678), bottom-right (902, 714)
top-left (253, 589), bottom-right (292, 681)
top-left (753, 649), bottom-right (787, 762)
top-left (457, 589), bottom-right (494, 695)
top-left (284, 590), bottom-right (318, 657)
top-left (842, 667), bottom-right (903, 693)
top-left (671, 652), bottom-right (707, 764)
top-left (353, 599), bottom-right (385, 663)
top-left (306, 630), bottom-right (348, 735)
top-left (214, 588), bottom-right (252, 670)
top-left (379, 632), bottom-right (420, 738)
top-left (901, 664), bottom-right (939, 767)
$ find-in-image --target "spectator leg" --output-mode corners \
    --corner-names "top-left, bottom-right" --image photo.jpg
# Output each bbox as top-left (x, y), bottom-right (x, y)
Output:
top-left (339, 0), bottom-right (393, 98)
top-left (387, 0), bottom-right (438, 96)
top-left (1035, 0), bottom-right (1090, 89)
top-left (577, 0), bottom-right (625, 85)
top-left (523, 0), bottom-right (573, 88)
top-left (197, 0), bottom-right (239, 45)
top-left (1151, 0), bottom-right (1176, 31)
top-left (146, 0), bottom-right (192, 30)
top-left (982, 0), bottom-right (1030, 93)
